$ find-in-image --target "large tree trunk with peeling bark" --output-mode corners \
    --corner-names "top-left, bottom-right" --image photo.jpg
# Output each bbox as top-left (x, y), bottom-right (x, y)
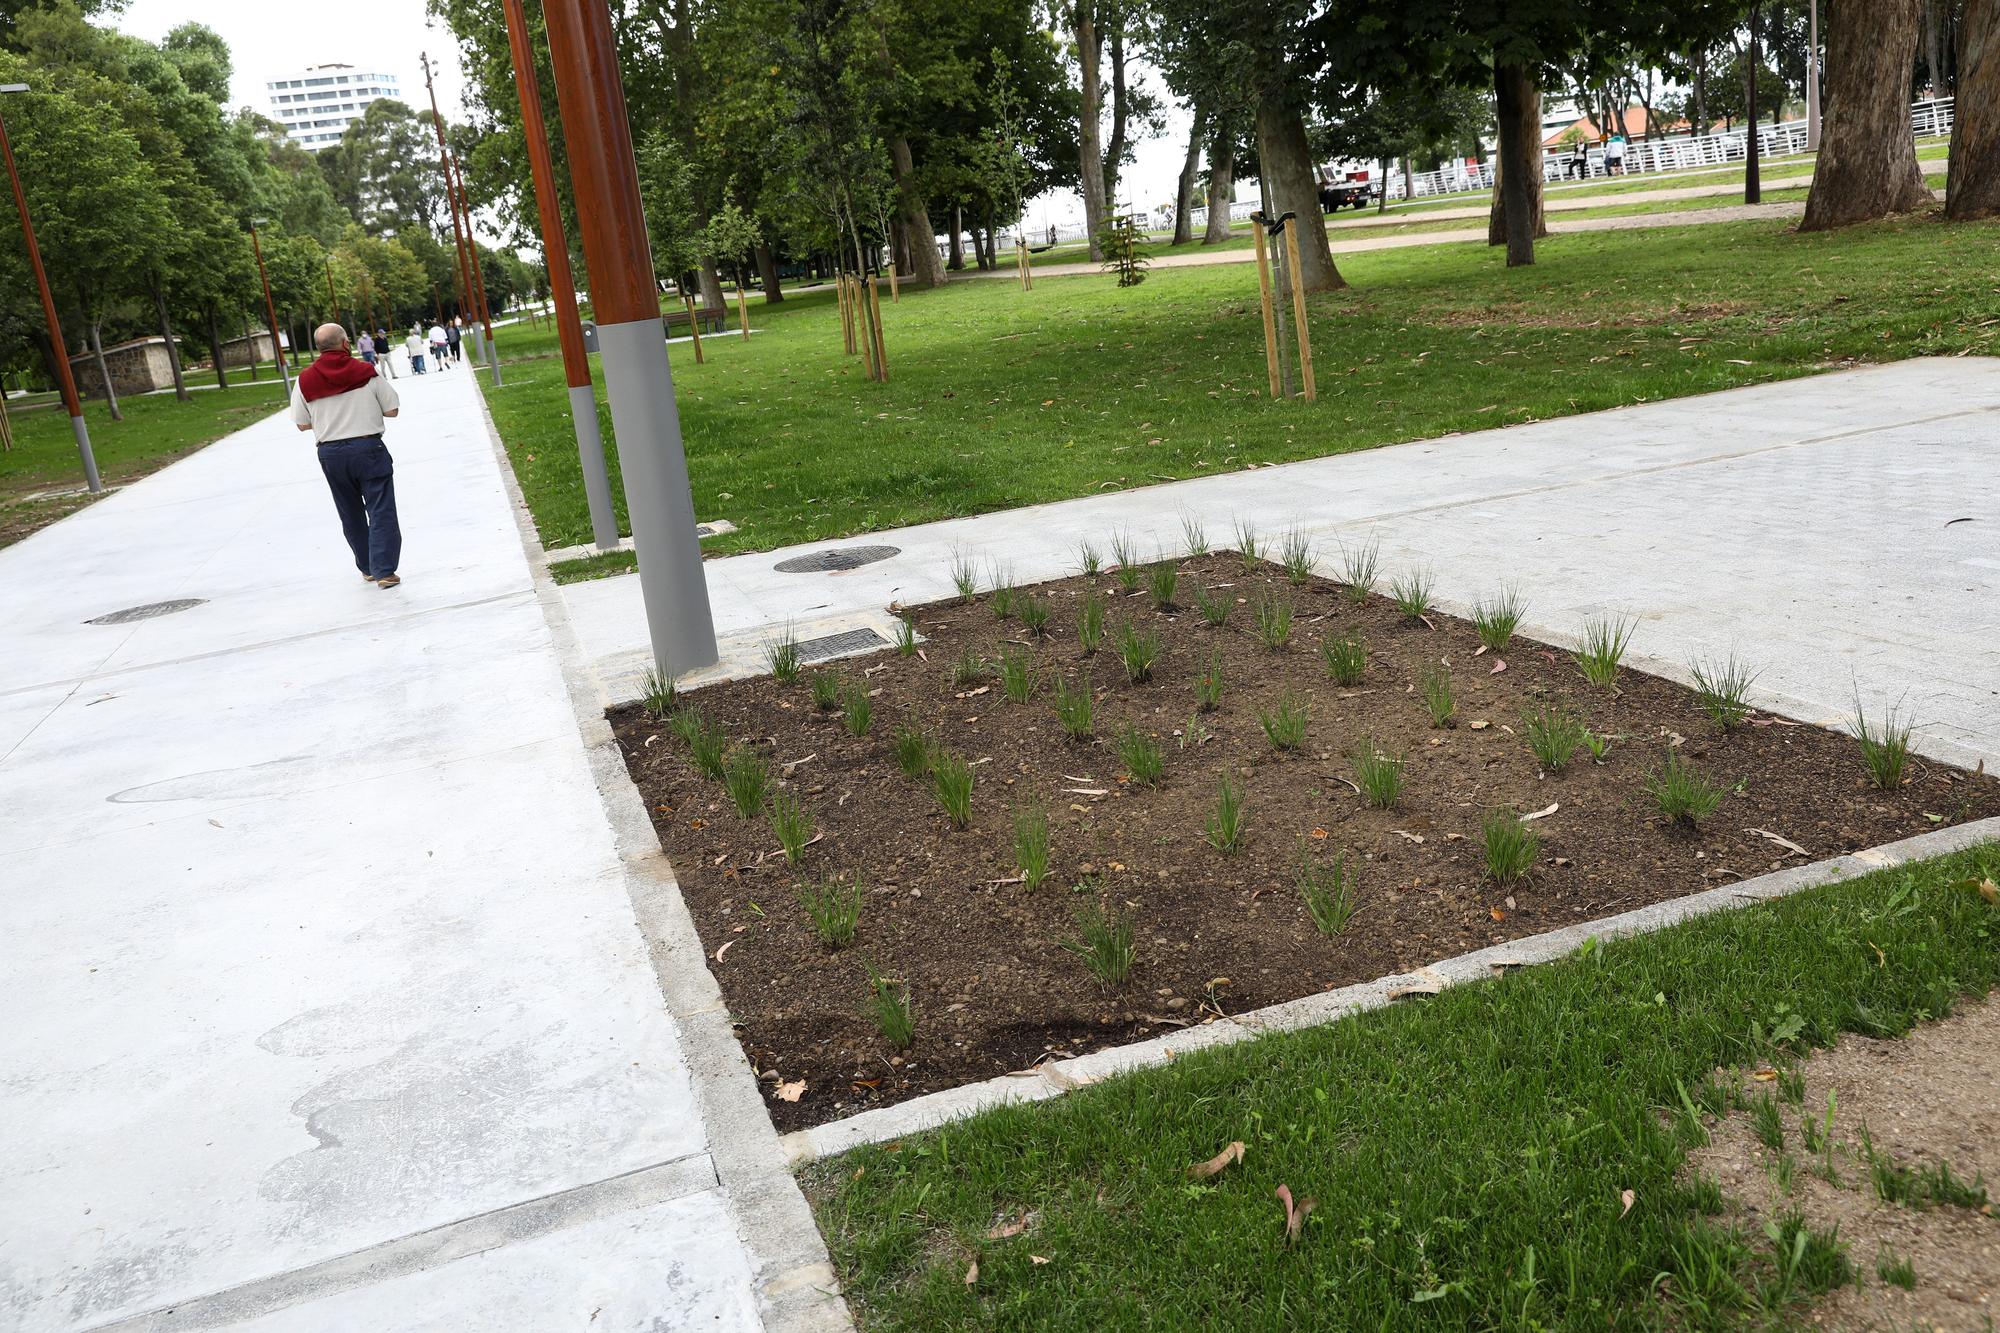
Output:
top-left (888, 136), bottom-right (946, 287)
top-left (1203, 128), bottom-right (1235, 243)
top-left (1489, 63), bottom-right (1547, 264)
top-left (1947, 0), bottom-right (2000, 217)
top-left (1173, 109), bottom-right (1203, 246)
top-left (1252, 88), bottom-right (1342, 291)
top-left (1075, 0), bottom-right (1107, 260)
top-left (1802, 0), bottom-right (1934, 229)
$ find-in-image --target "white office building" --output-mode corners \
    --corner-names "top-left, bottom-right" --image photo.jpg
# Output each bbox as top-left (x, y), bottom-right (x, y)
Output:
top-left (265, 64), bottom-right (400, 150)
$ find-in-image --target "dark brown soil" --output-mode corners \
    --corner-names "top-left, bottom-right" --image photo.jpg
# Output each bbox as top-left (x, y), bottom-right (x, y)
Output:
top-left (610, 556), bottom-right (2000, 1132)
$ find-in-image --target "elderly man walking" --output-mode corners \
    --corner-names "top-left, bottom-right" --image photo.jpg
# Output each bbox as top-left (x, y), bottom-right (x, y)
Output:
top-left (291, 322), bottom-right (405, 589)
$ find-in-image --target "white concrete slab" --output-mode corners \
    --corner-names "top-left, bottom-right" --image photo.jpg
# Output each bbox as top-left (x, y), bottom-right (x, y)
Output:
top-left (0, 370), bottom-right (774, 1331)
top-left (561, 358), bottom-right (2000, 765)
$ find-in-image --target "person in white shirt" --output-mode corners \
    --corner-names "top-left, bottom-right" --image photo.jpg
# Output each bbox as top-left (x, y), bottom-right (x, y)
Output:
top-left (427, 323), bottom-right (449, 371)
top-left (406, 327), bottom-right (427, 374)
top-left (290, 323), bottom-right (405, 588)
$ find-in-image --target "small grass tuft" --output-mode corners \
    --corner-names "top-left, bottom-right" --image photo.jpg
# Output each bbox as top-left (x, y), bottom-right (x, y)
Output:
top-left (863, 961), bottom-right (914, 1047)
top-left (1013, 804), bottom-right (1050, 890)
top-left (1389, 567), bottom-right (1433, 620)
top-left (1750, 1094), bottom-right (1785, 1152)
top-left (723, 748), bottom-right (770, 817)
top-left (809, 672), bottom-right (841, 711)
top-left (987, 564), bottom-right (1016, 618)
top-left (1876, 1249), bottom-right (1917, 1291)
top-left (1194, 650), bottom-right (1225, 712)
top-left (1419, 665), bottom-right (1456, 727)
top-left (1351, 740), bottom-right (1405, 809)
top-left (1338, 539), bottom-right (1379, 602)
top-left (1077, 594), bottom-right (1105, 655)
top-left (1110, 530), bottom-right (1142, 589)
top-left (1852, 697), bottom-right (1913, 790)
top-left (1061, 904), bottom-right (1135, 987)
top-left (1480, 807), bottom-right (1541, 883)
top-left (1205, 775), bottom-right (1245, 852)
top-left (1574, 614), bottom-right (1637, 686)
top-left (1180, 512), bottom-right (1208, 557)
top-left (1054, 674), bottom-right (1096, 738)
top-left (1521, 703), bottom-right (1589, 773)
top-left (952, 647), bottom-right (988, 688)
top-left (1296, 842), bottom-right (1357, 935)
top-left (1320, 632), bottom-right (1366, 685)
top-left (893, 616), bottom-right (918, 656)
top-left (1257, 692), bottom-right (1309, 751)
top-left (1190, 583), bottom-right (1231, 627)
top-left (1279, 527), bottom-right (1315, 584)
top-left (1232, 518), bottom-right (1260, 569)
top-left (1472, 587), bottom-right (1525, 650)
top-left (892, 723), bottom-right (934, 778)
top-left (684, 713), bottom-right (728, 779)
top-left (1018, 596), bottom-right (1050, 638)
top-left (1691, 655), bottom-right (1760, 729)
top-left (948, 547), bottom-right (979, 603)
top-left (932, 752), bottom-right (973, 829)
top-left (1646, 751), bottom-right (1724, 827)
top-left (1147, 561), bottom-right (1179, 611)
top-left (770, 792), bottom-right (814, 864)
top-left (1075, 540), bottom-right (1102, 577)
top-left (1115, 619), bottom-right (1161, 682)
top-left (764, 632), bottom-right (801, 680)
top-left (1118, 726), bottom-right (1165, 786)
top-left (640, 668), bottom-right (678, 719)
top-left (798, 876), bottom-right (860, 948)
top-left (997, 646), bottom-right (1037, 704)
top-left (1252, 592), bottom-right (1294, 650)
top-left (840, 681), bottom-right (873, 735)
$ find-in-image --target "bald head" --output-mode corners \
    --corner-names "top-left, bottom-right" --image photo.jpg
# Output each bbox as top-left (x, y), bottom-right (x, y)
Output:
top-left (314, 323), bottom-right (348, 352)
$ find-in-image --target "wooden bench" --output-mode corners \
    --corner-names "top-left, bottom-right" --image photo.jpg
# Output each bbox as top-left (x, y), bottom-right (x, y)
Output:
top-left (663, 304), bottom-right (727, 338)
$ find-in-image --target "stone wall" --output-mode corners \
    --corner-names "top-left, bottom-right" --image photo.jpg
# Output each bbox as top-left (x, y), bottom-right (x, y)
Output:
top-left (68, 338), bottom-right (175, 399)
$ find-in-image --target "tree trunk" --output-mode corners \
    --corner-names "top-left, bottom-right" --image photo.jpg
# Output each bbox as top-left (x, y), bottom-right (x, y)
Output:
top-left (888, 135), bottom-right (946, 287)
top-left (1801, 0), bottom-right (1934, 229)
top-left (206, 306), bottom-right (229, 390)
top-left (1745, 5), bottom-right (1763, 203)
top-left (1947, 0), bottom-right (2000, 216)
top-left (1075, 0), bottom-right (1108, 260)
top-left (1172, 109), bottom-right (1203, 246)
top-left (755, 244), bottom-right (784, 301)
top-left (1924, 0), bottom-right (1949, 91)
top-left (1203, 128), bottom-right (1236, 243)
top-left (152, 279), bottom-right (190, 401)
top-left (1490, 62), bottom-right (1548, 266)
top-left (948, 203), bottom-right (965, 269)
top-left (1693, 51), bottom-right (1709, 133)
top-left (1251, 89), bottom-right (1342, 291)
top-left (1104, 24), bottom-right (1129, 204)
top-left (89, 320), bottom-right (124, 421)
top-left (982, 202), bottom-right (999, 267)
top-left (1401, 156), bottom-right (1414, 203)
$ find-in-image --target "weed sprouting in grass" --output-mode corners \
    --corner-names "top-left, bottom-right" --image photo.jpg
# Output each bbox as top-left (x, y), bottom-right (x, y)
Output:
top-left (1472, 587), bottom-right (1525, 650)
top-left (1075, 540), bottom-right (1102, 577)
top-left (1205, 775), bottom-right (1245, 852)
top-left (952, 647), bottom-right (988, 687)
top-left (1018, 596), bottom-right (1051, 638)
top-left (1389, 567), bottom-right (1434, 620)
top-left (841, 682), bottom-right (874, 735)
top-left (1876, 1249), bottom-right (1917, 1291)
top-left (1253, 592), bottom-right (1294, 650)
top-left (1061, 904), bottom-right (1135, 987)
top-left (988, 565), bottom-right (1016, 618)
top-left (998, 647), bottom-right (1037, 703)
top-left (1338, 540), bottom-right (1379, 602)
top-left (1180, 713), bottom-right (1210, 749)
top-left (1110, 530), bottom-right (1141, 589)
top-left (1077, 594), bottom-right (1105, 655)
top-left (1118, 727), bottom-right (1165, 786)
top-left (1116, 619), bottom-right (1161, 682)
top-left (1180, 513), bottom-right (1209, 557)
top-left (1054, 674), bottom-right (1096, 738)
top-left (809, 672), bottom-right (841, 711)
top-left (1582, 728), bottom-right (1613, 762)
top-left (764, 632), bottom-right (801, 680)
top-left (1296, 842), bottom-right (1356, 935)
top-left (1646, 751), bottom-right (1724, 827)
top-left (1575, 615), bottom-right (1636, 686)
top-left (1691, 655), bottom-right (1760, 729)
top-left (893, 616), bottom-right (918, 656)
top-left (863, 962), bottom-right (914, 1047)
top-left (1778, 1066), bottom-right (1806, 1106)
top-left (640, 668), bottom-right (678, 719)
top-left (1852, 697), bottom-right (1914, 790)
top-left (798, 877), bottom-right (860, 948)
top-left (1013, 804), bottom-right (1050, 890)
top-left (1480, 807), bottom-right (1541, 883)
top-left (685, 715), bottom-right (728, 779)
top-left (1750, 1095), bottom-right (1785, 1152)
top-left (1257, 692), bottom-right (1309, 751)
top-left (1195, 651), bottom-right (1225, 712)
top-left (1279, 528), bottom-right (1315, 584)
top-left (1863, 1125), bottom-right (1989, 1210)
top-left (892, 724), bottom-right (934, 778)
top-left (948, 547), bottom-right (978, 603)
top-left (723, 748), bottom-right (770, 817)
top-left (1351, 740), bottom-right (1405, 809)
top-left (1190, 583), bottom-right (1231, 627)
top-left (1320, 633), bottom-right (1366, 685)
top-left (1146, 561), bottom-right (1180, 612)
top-left (770, 792), bottom-right (814, 864)
top-left (1759, 1209), bottom-right (1853, 1307)
top-left (1232, 518), bottom-right (1260, 570)
top-left (1419, 665), bottom-right (1456, 727)
top-left (1522, 703), bottom-right (1589, 773)
top-left (932, 752), bottom-right (973, 829)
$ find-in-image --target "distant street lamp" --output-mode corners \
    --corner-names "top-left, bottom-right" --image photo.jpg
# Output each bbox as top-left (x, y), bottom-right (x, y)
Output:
top-left (421, 53), bottom-right (489, 379)
top-left (247, 219), bottom-right (292, 391)
top-left (0, 82), bottom-right (100, 493)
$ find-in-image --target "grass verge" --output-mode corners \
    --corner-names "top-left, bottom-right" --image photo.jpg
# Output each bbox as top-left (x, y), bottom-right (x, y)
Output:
top-left (808, 842), bottom-right (2000, 1330)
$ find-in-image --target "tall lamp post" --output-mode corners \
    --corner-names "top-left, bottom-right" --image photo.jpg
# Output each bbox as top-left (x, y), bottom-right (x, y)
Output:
top-left (542, 0), bottom-right (718, 676)
top-left (0, 83), bottom-right (100, 493)
top-left (247, 219), bottom-right (291, 391)
top-left (421, 55), bottom-right (479, 346)
top-left (448, 147), bottom-right (503, 386)
top-left (498, 0), bottom-right (617, 548)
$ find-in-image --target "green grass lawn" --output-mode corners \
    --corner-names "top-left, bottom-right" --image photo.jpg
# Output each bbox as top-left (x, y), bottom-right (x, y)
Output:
top-left (1, 380), bottom-right (291, 546)
top-left (809, 844), bottom-right (2000, 1330)
top-left (479, 211), bottom-right (2000, 580)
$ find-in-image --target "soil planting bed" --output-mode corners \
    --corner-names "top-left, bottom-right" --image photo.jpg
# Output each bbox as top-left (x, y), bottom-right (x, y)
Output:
top-left (610, 555), bottom-right (2000, 1131)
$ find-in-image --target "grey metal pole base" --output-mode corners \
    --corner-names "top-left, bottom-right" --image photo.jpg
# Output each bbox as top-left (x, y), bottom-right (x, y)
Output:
top-left (487, 336), bottom-right (502, 388)
top-left (70, 414), bottom-right (102, 493)
top-left (569, 382), bottom-right (619, 550)
top-left (595, 318), bottom-right (718, 674)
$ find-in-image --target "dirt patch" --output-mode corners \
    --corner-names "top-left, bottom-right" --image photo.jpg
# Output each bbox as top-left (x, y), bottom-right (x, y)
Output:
top-left (609, 555), bottom-right (2000, 1132)
top-left (1688, 996), bottom-right (2000, 1330)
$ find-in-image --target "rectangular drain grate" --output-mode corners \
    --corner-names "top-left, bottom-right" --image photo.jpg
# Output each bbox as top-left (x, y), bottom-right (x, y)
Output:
top-left (796, 627), bottom-right (889, 663)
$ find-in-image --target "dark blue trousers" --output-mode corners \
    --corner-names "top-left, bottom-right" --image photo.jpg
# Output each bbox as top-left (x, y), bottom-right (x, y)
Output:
top-left (316, 436), bottom-right (401, 579)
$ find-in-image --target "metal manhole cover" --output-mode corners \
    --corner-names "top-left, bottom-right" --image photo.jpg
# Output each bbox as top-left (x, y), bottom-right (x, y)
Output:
top-left (773, 545), bottom-right (900, 574)
top-left (85, 599), bottom-right (207, 626)
top-left (796, 627), bottom-right (889, 663)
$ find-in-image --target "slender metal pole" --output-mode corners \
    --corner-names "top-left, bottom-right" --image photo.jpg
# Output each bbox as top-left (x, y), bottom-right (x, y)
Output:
top-left (422, 54), bottom-right (479, 353)
top-left (542, 0), bottom-right (718, 675)
top-left (0, 102), bottom-right (99, 492)
top-left (500, 0), bottom-right (615, 546)
top-left (1805, 0), bottom-right (1822, 152)
top-left (248, 223), bottom-right (292, 391)
top-left (444, 146), bottom-right (500, 384)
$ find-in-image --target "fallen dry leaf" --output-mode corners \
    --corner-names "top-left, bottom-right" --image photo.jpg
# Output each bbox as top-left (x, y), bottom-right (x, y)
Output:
top-left (774, 1079), bottom-right (805, 1102)
top-left (1620, 1189), bottom-right (1636, 1218)
top-left (1520, 802), bottom-right (1559, 822)
top-left (1468, 720), bottom-right (1491, 731)
top-left (1392, 829), bottom-right (1426, 845)
top-left (1275, 1184), bottom-right (1317, 1244)
top-left (1030, 1255), bottom-right (1050, 1266)
top-left (1489, 658), bottom-right (1507, 675)
top-left (714, 940), bottom-right (736, 963)
top-left (1186, 1141), bottom-right (1246, 1180)
top-left (963, 1258), bottom-right (978, 1286)
top-left (1310, 827), bottom-right (1330, 840)
top-left (1489, 906), bottom-right (1506, 922)
top-left (985, 1212), bottom-right (1032, 1240)
top-left (1957, 877), bottom-right (2000, 904)
top-left (1752, 1067), bottom-right (1779, 1082)
top-left (1747, 827), bottom-right (1809, 857)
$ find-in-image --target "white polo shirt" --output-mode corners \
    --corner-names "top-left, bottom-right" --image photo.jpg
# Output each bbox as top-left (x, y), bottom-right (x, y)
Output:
top-left (290, 375), bottom-right (402, 445)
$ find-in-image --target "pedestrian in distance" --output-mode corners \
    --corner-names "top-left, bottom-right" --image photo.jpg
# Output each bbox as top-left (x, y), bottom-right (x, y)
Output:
top-left (1606, 133), bottom-right (1626, 175)
top-left (428, 321), bottom-right (449, 371)
top-left (406, 326), bottom-right (427, 375)
top-left (355, 329), bottom-right (377, 367)
top-left (375, 327), bottom-right (399, 378)
top-left (290, 322), bottom-right (404, 590)
top-left (446, 318), bottom-right (462, 364)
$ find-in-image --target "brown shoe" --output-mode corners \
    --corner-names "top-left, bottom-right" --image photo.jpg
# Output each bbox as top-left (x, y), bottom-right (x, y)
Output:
top-left (376, 574), bottom-right (401, 589)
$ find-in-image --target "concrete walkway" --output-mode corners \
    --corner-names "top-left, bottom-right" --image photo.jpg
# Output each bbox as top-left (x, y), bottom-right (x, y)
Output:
top-left (0, 368), bottom-right (836, 1329)
top-left (563, 357), bottom-right (2000, 770)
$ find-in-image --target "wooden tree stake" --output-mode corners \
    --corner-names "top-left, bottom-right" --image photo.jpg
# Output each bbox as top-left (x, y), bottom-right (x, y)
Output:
top-left (1250, 217), bottom-right (1280, 398)
top-left (1282, 216), bottom-right (1316, 403)
top-left (737, 284), bottom-right (750, 339)
top-left (867, 276), bottom-right (889, 381)
top-left (887, 261), bottom-right (900, 303)
top-left (684, 293), bottom-right (704, 364)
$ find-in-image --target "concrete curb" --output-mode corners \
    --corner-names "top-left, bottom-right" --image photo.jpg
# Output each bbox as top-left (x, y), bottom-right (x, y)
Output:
top-left (473, 390), bottom-right (851, 1332)
top-left (778, 815), bottom-right (2000, 1166)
